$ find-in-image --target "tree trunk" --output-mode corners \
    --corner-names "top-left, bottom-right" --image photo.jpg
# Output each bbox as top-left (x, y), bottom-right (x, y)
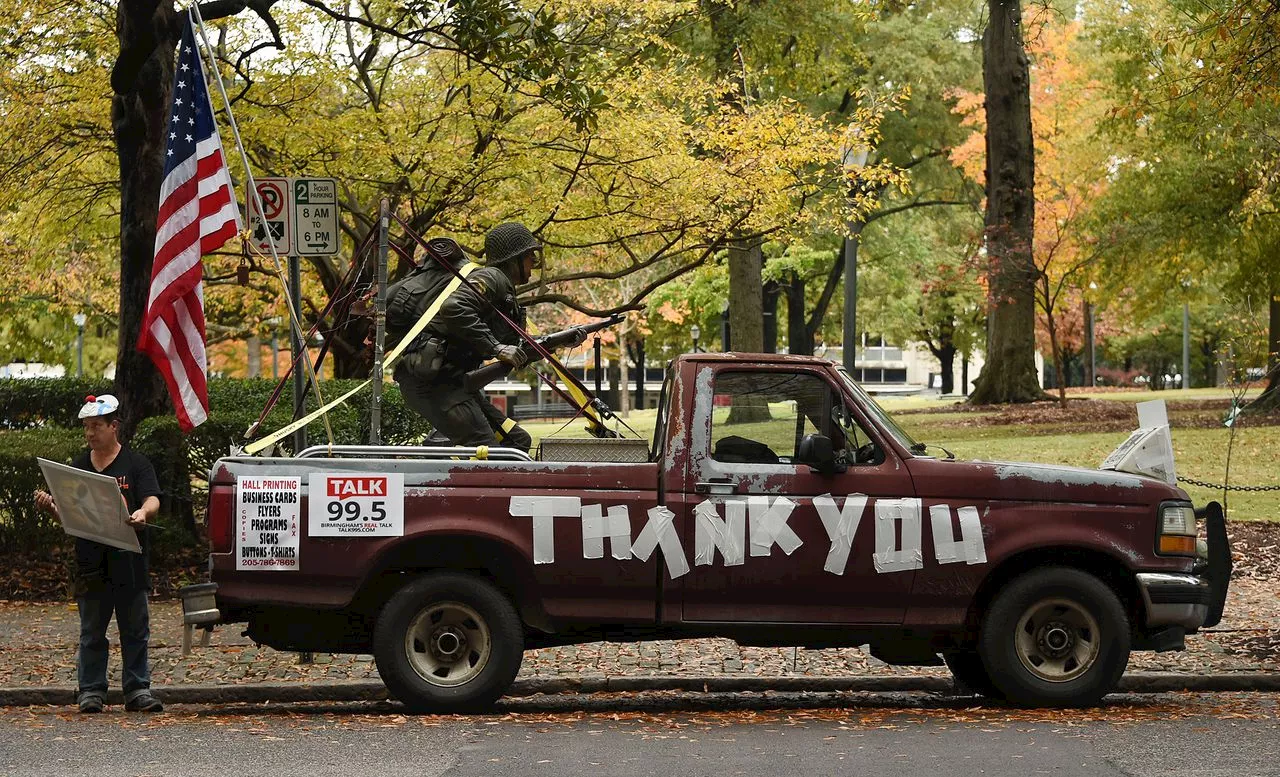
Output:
top-left (247, 335), bottom-right (261, 378)
top-left (1251, 290), bottom-right (1280, 411)
top-left (968, 0), bottom-right (1044, 406)
top-left (1045, 310), bottom-right (1068, 408)
top-left (1083, 298), bottom-right (1095, 388)
top-left (936, 344), bottom-right (957, 395)
top-left (787, 274), bottom-right (811, 355)
top-left (112, 1), bottom-right (180, 441)
top-left (700, 0), bottom-right (765, 364)
top-left (727, 239), bottom-right (764, 354)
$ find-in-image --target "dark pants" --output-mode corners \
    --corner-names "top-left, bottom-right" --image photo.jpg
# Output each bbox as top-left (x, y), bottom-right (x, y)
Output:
top-left (77, 586), bottom-right (151, 697)
top-left (398, 373), bottom-right (531, 452)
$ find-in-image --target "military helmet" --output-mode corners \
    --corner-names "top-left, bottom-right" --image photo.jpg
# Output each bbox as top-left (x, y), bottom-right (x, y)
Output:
top-left (484, 222), bottom-right (542, 267)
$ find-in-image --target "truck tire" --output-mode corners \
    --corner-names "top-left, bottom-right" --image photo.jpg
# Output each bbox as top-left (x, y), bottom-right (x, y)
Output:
top-left (978, 567), bottom-right (1130, 707)
top-left (942, 650), bottom-right (1001, 698)
top-left (373, 572), bottom-right (523, 712)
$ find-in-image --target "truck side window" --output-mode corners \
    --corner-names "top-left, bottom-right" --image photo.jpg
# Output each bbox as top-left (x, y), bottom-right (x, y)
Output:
top-left (710, 371), bottom-right (871, 465)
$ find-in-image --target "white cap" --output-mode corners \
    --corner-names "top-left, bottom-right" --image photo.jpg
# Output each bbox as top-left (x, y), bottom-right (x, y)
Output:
top-left (78, 394), bottom-right (120, 420)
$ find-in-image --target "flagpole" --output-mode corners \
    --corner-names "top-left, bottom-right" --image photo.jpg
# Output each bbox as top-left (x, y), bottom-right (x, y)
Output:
top-left (186, 5), bottom-right (335, 451)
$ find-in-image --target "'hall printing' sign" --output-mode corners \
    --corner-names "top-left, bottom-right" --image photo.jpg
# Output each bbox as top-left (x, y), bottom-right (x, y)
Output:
top-left (236, 476), bottom-right (300, 570)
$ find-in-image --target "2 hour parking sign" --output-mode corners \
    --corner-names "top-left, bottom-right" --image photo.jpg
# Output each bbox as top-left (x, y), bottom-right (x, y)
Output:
top-left (292, 177), bottom-right (339, 256)
top-left (308, 473), bottom-right (405, 536)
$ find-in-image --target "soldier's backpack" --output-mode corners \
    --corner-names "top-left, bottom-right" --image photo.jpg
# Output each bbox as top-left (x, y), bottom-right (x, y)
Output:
top-left (385, 237), bottom-right (468, 345)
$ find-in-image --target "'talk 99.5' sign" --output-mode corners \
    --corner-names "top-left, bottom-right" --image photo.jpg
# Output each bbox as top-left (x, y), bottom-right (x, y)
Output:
top-left (308, 473), bottom-right (404, 536)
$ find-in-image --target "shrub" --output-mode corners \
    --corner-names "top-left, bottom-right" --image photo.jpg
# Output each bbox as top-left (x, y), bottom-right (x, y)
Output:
top-left (0, 378), bottom-right (112, 429)
top-left (0, 427), bottom-right (88, 554)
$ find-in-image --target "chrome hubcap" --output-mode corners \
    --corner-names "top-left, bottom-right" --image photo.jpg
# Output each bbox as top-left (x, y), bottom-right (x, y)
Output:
top-left (405, 601), bottom-right (491, 687)
top-left (1014, 598), bottom-right (1100, 683)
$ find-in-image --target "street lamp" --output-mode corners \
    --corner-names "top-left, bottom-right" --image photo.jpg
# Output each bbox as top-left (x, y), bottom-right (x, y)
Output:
top-left (72, 313), bottom-right (86, 378)
top-left (690, 324), bottom-right (701, 353)
top-left (1181, 279), bottom-right (1191, 390)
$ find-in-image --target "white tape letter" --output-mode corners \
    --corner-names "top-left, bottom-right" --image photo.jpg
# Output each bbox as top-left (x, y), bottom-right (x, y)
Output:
top-left (581, 503), bottom-right (632, 560)
top-left (748, 495), bottom-right (802, 556)
top-left (509, 495), bottom-right (581, 564)
top-left (694, 500), bottom-right (745, 566)
top-left (930, 504), bottom-right (987, 565)
top-left (814, 493), bottom-right (868, 575)
top-left (631, 506), bottom-right (690, 579)
top-left (872, 498), bottom-right (923, 573)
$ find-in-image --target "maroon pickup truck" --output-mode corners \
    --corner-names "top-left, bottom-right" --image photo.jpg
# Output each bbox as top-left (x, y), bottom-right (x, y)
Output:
top-left (190, 353), bottom-right (1230, 710)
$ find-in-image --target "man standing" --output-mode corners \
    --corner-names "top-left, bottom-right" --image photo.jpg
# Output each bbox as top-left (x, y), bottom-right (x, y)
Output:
top-left (392, 223), bottom-right (548, 452)
top-left (34, 394), bottom-right (164, 714)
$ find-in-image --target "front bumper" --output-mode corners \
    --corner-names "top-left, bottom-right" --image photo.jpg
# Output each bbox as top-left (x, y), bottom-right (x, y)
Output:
top-left (1136, 573), bottom-right (1211, 630)
top-left (1136, 501), bottom-right (1232, 632)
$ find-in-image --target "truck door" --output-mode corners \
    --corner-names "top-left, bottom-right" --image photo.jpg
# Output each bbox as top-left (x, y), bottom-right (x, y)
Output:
top-left (676, 364), bottom-right (917, 625)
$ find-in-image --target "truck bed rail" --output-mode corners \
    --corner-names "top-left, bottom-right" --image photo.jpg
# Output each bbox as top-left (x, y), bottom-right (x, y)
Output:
top-left (295, 445), bottom-right (533, 461)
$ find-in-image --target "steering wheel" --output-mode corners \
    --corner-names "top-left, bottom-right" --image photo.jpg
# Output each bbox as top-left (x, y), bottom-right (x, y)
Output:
top-left (853, 442), bottom-right (879, 465)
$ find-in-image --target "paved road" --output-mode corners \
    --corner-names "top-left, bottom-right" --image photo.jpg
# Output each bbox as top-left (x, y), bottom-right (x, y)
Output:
top-left (2, 691), bottom-right (1277, 777)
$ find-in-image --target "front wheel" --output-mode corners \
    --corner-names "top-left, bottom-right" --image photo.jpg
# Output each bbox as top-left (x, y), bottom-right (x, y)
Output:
top-left (373, 572), bottom-right (524, 712)
top-left (979, 567), bottom-right (1130, 707)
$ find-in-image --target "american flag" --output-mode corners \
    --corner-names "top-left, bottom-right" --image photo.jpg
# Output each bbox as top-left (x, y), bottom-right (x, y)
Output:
top-left (138, 13), bottom-right (240, 431)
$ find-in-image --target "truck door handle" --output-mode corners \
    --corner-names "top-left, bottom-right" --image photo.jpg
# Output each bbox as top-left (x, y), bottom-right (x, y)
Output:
top-left (695, 479), bottom-right (739, 495)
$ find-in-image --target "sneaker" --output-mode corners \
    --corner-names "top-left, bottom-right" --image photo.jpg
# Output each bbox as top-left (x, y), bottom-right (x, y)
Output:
top-left (77, 693), bottom-right (104, 714)
top-left (124, 690), bottom-right (163, 712)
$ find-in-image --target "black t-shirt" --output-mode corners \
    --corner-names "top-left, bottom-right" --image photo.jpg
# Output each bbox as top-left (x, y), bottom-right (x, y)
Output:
top-left (70, 446), bottom-right (162, 591)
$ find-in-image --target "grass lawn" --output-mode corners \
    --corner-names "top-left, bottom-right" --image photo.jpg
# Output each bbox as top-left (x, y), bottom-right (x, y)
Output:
top-left (524, 394), bottom-right (1279, 522)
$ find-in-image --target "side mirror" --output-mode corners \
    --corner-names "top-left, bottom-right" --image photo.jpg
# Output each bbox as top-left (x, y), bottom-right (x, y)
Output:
top-left (798, 433), bottom-right (845, 475)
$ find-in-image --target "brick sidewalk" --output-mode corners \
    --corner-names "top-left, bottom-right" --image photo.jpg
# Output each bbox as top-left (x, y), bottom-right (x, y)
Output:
top-left (1, 578), bottom-right (1275, 691)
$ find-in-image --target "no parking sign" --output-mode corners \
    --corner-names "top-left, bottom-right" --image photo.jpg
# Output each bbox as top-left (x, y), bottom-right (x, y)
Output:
top-left (247, 177), bottom-right (292, 255)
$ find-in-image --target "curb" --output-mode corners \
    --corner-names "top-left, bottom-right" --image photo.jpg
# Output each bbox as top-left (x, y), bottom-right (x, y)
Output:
top-left (3, 673), bottom-right (1278, 708)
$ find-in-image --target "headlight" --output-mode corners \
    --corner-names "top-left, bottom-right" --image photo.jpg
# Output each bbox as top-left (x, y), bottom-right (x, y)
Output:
top-left (1158, 503), bottom-right (1197, 555)
top-left (1161, 505), bottom-right (1196, 535)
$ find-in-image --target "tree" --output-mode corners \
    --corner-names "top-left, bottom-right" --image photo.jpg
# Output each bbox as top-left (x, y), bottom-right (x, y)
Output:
top-left (967, 0), bottom-right (1045, 404)
top-left (106, 0), bottom-right (294, 436)
top-left (1085, 0), bottom-right (1280, 407)
top-left (859, 208), bottom-right (985, 394)
top-left (3, 0), bottom-right (891, 435)
top-left (956, 16), bottom-right (1111, 405)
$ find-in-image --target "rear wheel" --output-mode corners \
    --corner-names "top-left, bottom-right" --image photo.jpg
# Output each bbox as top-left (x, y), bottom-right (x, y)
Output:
top-left (373, 572), bottom-right (523, 712)
top-left (979, 567), bottom-right (1130, 707)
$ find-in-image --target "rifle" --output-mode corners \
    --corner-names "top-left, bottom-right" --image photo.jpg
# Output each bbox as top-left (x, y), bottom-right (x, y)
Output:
top-left (463, 313), bottom-right (626, 392)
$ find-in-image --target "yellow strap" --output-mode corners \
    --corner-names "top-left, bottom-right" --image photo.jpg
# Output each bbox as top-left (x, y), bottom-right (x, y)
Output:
top-left (547, 361), bottom-right (609, 431)
top-left (245, 263), bottom-right (481, 455)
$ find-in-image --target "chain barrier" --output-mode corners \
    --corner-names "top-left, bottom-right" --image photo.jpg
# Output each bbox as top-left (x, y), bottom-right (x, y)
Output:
top-left (1176, 476), bottom-right (1280, 493)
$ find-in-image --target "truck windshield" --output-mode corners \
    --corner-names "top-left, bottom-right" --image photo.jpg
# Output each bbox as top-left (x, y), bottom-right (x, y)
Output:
top-left (836, 368), bottom-right (921, 454)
